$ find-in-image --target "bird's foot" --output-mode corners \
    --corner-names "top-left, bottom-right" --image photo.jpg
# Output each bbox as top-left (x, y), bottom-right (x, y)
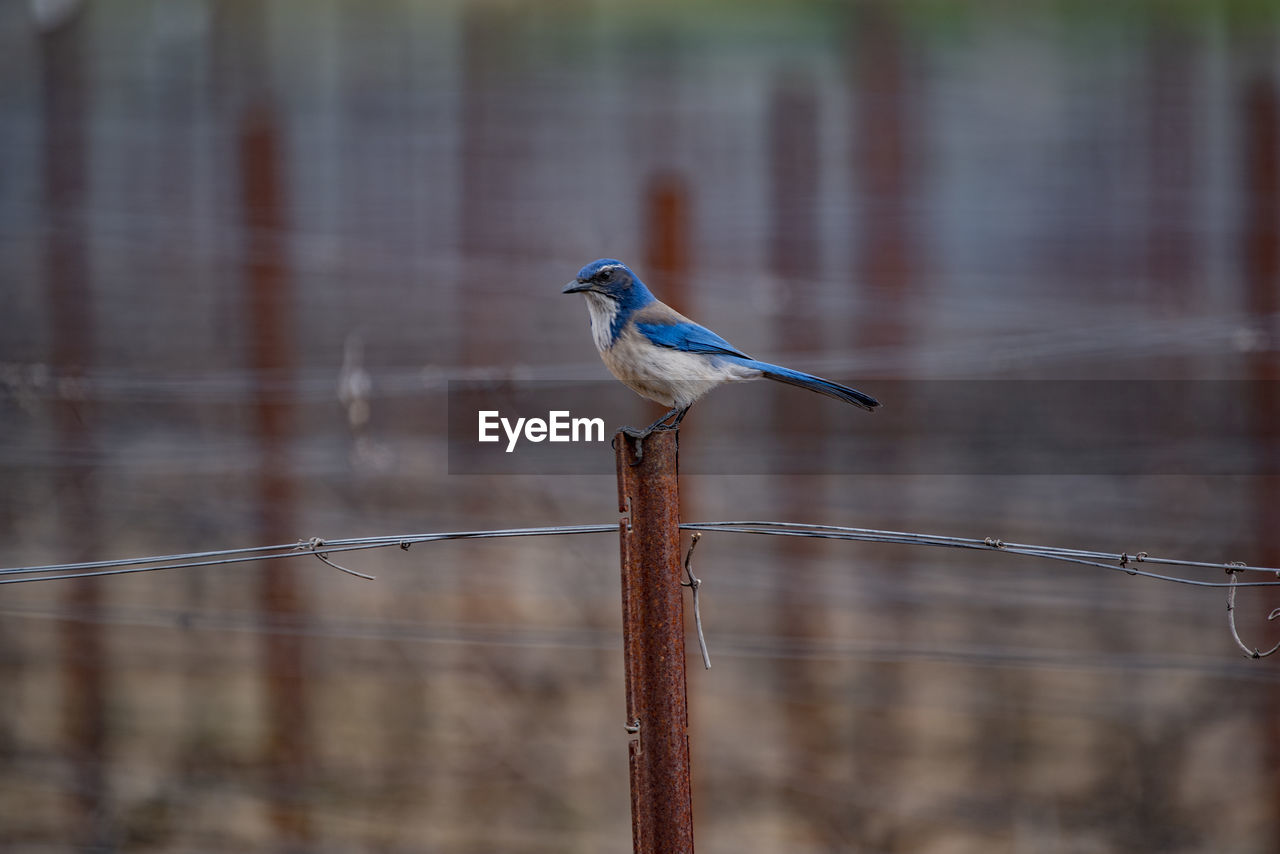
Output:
top-left (619, 424), bottom-right (655, 440)
top-left (614, 408), bottom-right (687, 465)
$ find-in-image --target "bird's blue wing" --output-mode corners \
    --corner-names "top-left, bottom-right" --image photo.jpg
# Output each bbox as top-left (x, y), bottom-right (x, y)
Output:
top-left (634, 320), bottom-right (750, 358)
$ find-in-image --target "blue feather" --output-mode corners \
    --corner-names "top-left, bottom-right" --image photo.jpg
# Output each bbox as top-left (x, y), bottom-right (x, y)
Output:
top-left (636, 318), bottom-right (879, 410)
top-left (725, 358), bottom-right (880, 411)
top-left (634, 320), bottom-right (749, 358)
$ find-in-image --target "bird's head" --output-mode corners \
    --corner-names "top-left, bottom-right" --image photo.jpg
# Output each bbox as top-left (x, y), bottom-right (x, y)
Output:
top-left (562, 259), bottom-right (652, 305)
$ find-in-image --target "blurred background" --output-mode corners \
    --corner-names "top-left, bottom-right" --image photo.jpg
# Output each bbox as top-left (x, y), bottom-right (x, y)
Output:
top-left (3, 0), bottom-right (1280, 851)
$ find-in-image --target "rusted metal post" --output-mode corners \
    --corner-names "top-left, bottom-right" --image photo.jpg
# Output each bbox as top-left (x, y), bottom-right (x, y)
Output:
top-left (41, 12), bottom-right (108, 848)
top-left (1242, 77), bottom-right (1280, 845)
top-left (238, 89), bottom-right (310, 846)
top-left (616, 430), bottom-right (695, 854)
top-left (643, 172), bottom-right (691, 316)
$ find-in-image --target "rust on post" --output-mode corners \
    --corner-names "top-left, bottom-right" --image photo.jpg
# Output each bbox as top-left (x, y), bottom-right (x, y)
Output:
top-left (1242, 77), bottom-right (1280, 834)
top-left (643, 173), bottom-right (691, 316)
top-left (42, 13), bottom-right (108, 848)
top-left (616, 430), bottom-right (695, 854)
top-left (240, 101), bottom-right (310, 846)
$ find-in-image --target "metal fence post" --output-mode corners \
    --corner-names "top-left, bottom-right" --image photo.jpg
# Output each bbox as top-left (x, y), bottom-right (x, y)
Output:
top-left (616, 430), bottom-right (695, 853)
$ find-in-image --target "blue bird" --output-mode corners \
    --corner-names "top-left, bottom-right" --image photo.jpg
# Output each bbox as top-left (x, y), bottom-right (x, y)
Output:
top-left (563, 258), bottom-right (879, 438)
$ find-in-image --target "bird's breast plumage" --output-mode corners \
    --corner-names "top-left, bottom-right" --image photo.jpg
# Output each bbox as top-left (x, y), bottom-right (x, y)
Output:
top-left (582, 292), bottom-right (621, 351)
top-left (600, 324), bottom-right (761, 409)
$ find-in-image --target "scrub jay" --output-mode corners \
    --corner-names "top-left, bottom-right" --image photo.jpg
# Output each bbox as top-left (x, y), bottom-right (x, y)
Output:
top-left (563, 258), bottom-right (879, 438)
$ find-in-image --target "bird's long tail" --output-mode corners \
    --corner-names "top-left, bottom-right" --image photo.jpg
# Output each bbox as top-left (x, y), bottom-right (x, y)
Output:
top-left (734, 358), bottom-right (880, 411)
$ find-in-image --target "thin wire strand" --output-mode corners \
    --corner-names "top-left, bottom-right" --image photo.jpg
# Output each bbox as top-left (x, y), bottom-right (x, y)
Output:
top-left (0, 525), bottom-right (618, 585)
top-left (1226, 571), bottom-right (1280, 658)
top-left (0, 520), bottom-right (1276, 588)
top-left (682, 533), bottom-right (711, 670)
top-left (679, 522), bottom-right (1280, 588)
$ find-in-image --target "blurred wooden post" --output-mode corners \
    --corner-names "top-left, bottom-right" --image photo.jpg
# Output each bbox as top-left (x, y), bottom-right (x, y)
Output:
top-left (240, 100), bottom-right (310, 848)
top-left (213, 4), bottom-right (311, 843)
top-left (1243, 77), bottom-right (1280, 847)
top-left (41, 11), bottom-right (108, 848)
top-left (644, 173), bottom-right (691, 315)
top-left (616, 431), bottom-right (695, 853)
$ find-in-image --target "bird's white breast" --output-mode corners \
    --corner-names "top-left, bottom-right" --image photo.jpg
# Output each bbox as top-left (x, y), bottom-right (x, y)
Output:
top-left (583, 293), bottom-right (620, 352)
top-left (600, 325), bottom-right (761, 409)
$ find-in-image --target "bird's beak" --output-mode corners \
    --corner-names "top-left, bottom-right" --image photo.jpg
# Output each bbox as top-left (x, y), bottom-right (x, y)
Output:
top-left (562, 280), bottom-right (591, 294)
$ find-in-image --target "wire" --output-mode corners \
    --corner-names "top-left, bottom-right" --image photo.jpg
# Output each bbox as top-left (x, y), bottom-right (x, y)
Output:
top-left (0, 525), bottom-right (618, 585)
top-left (680, 522), bottom-right (1279, 589)
top-left (1, 521), bottom-right (1276, 588)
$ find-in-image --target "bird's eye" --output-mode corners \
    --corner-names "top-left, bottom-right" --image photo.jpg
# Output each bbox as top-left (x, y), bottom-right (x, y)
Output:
top-left (598, 269), bottom-right (612, 282)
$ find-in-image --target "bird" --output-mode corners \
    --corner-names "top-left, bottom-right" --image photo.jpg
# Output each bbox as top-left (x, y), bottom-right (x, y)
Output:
top-left (563, 258), bottom-right (879, 439)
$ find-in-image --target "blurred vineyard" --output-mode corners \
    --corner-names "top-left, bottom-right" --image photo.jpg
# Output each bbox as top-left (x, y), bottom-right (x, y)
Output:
top-left (2, 1), bottom-right (1280, 851)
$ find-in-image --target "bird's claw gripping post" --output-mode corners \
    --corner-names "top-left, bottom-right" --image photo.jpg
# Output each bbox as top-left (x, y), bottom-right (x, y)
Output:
top-left (616, 407), bottom-right (688, 464)
top-left (614, 428), bottom-right (650, 465)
